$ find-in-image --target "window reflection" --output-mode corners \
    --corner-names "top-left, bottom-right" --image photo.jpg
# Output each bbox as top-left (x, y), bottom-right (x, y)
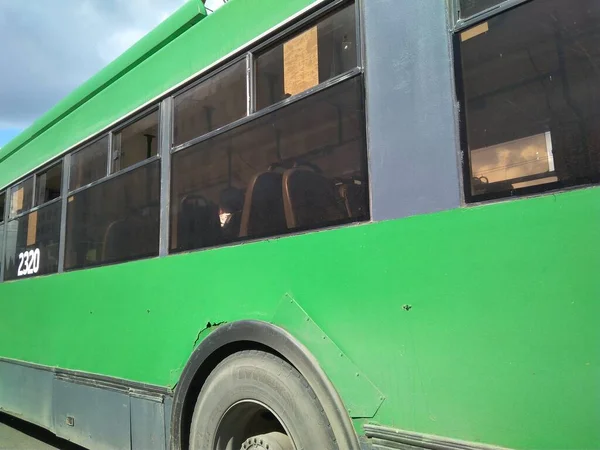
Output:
top-left (459, 0), bottom-right (503, 18)
top-left (65, 160), bottom-right (160, 270)
top-left (0, 192), bottom-right (5, 222)
top-left (470, 133), bottom-right (558, 195)
top-left (459, 0), bottom-right (600, 198)
top-left (170, 77), bottom-right (368, 253)
top-left (36, 163), bottom-right (62, 205)
top-left (174, 61), bottom-right (247, 146)
top-left (112, 112), bottom-right (159, 172)
top-left (70, 136), bottom-right (109, 191)
top-left (256, 4), bottom-right (358, 110)
top-left (10, 178), bottom-right (33, 218)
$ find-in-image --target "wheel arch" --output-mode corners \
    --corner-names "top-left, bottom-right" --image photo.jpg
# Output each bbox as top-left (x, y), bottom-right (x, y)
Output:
top-left (170, 320), bottom-right (361, 450)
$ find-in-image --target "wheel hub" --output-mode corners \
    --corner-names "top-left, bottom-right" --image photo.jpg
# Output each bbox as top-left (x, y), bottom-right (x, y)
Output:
top-left (241, 432), bottom-right (294, 450)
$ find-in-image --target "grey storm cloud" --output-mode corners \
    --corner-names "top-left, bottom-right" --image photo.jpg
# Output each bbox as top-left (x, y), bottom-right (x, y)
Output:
top-left (0, 0), bottom-right (195, 129)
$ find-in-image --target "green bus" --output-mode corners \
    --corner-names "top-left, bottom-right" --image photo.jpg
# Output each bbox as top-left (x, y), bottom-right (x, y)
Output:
top-left (0, 0), bottom-right (598, 449)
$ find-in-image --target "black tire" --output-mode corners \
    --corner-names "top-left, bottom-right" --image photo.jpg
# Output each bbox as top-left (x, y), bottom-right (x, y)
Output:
top-left (189, 350), bottom-right (337, 450)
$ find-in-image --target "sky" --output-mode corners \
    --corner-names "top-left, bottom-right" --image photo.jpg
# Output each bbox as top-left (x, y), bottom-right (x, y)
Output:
top-left (0, 0), bottom-right (226, 148)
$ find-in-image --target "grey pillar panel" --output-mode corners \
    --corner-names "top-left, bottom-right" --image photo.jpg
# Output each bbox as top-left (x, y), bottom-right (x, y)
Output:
top-left (164, 395), bottom-right (173, 449)
top-left (131, 395), bottom-right (167, 450)
top-left (0, 361), bottom-right (54, 430)
top-left (52, 379), bottom-right (131, 450)
top-left (363, 0), bottom-right (461, 221)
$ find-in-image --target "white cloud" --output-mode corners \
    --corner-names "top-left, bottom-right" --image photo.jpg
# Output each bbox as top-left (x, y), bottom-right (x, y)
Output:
top-left (0, 0), bottom-right (188, 129)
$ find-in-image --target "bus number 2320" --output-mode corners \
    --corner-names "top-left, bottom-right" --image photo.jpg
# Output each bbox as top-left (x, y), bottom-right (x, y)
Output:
top-left (17, 249), bottom-right (41, 277)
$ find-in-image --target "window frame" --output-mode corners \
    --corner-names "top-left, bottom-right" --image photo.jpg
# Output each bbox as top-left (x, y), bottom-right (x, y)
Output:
top-left (34, 160), bottom-right (64, 208)
top-left (171, 54), bottom-right (250, 149)
top-left (1, 158), bottom-right (65, 282)
top-left (172, 0), bottom-right (363, 155)
top-left (453, 0), bottom-right (600, 204)
top-left (0, 191), bottom-right (6, 226)
top-left (169, 74), bottom-right (369, 254)
top-left (68, 133), bottom-right (111, 193)
top-left (8, 175), bottom-right (35, 220)
top-left (0, 191), bottom-right (7, 282)
top-left (110, 106), bottom-right (161, 175)
top-left (64, 158), bottom-right (162, 272)
top-left (453, 0), bottom-right (532, 31)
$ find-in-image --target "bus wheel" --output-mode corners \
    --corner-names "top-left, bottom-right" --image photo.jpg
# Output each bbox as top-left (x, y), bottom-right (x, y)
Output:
top-left (189, 349), bottom-right (337, 450)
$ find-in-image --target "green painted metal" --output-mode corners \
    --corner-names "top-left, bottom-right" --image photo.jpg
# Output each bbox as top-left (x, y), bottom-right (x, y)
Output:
top-left (0, 187), bottom-right (598, 450)
top-left (272, 293), bottom-right (384, 418)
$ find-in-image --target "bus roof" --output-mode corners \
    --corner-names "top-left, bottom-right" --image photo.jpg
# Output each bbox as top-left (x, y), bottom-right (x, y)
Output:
top-left (0, 0), bottom-right (316, 190)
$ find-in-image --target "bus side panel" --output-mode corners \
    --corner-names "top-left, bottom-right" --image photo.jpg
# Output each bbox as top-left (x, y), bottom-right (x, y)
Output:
top-left (1, 187), bottom-right (599, 450)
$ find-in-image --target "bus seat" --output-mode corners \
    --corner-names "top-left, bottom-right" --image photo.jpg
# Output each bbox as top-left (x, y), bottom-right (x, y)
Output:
top-left (339, 181), bottom-right (367, 219)
top-left (282, 168), bottom-right (348, 229)
top-left (177, 194), bottom-right (221, 251)
top-left (102, 214), bottom-right (159, 262)
top-left (102, 219), bottom-right (129, 262)
top-left (239, 171), bottom-right (286, 238)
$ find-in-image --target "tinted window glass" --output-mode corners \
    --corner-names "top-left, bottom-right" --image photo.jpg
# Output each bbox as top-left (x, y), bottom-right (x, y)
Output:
top-left (460, 0), bottom-right (503, 18)
top-left (174, 61), bottom-right (247, 146)
top-left (10, 178), bottom-right (33, 218)
top-left (0, 192), bottom-right (5, 222)
top-left (112, 111), bottom-right (159, 172)
top-left (36, 162), bottom-right (62, 205)
top-left (256, 4), bottom-right (357, 110)
top-left (70, 136), bottom-right (109, 191)
top-left (65, 160), bottom-right (160, 270)
top-left (4, 201), bottom-right (61, 280)
top-left (170, 77), bottom-right (368, 253)
top-left (459, 0), bottom-right (600, 199)
top-left (0, 223), bottom-right (4, 277)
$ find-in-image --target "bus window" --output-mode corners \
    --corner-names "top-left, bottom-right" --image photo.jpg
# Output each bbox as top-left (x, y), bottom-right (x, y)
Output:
top-left (255, 4), bottom-right (357, 110)
top-left (459, 0), bottom-right (600, 200)
top-left (0, 192), bottom-right (4, 278)
top-left (112, 111), bottom-right (159, 173)
top-left (3, 201), bottom-right (61, 280)
top-left (0, 191), bottom-right (5, 222)
top-left (174, 60), bottom-right (247, 146)
top-left (36, 162), bottom-right (62, 205)
top-left (459, 0), bottom-right (503, 19)
top-left (65, 160), bottom-right (160, 270)
top-left (9, 177), bottom-right (33, 218)
top-left (70, 136), bottom-right (109, 191)
top-left (170, 76), bottom-right (368, 253)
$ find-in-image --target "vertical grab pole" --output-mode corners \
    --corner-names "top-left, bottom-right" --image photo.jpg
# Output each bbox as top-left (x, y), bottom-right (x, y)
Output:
top-left (159, 97), bottom-right (174, 257)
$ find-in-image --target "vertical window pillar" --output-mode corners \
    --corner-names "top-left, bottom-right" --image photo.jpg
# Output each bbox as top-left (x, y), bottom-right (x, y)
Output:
top-left (246, 52), bottom-right (255, 115)
top-left (159, 97), bottom-right (173, 257)
top-left (0, 192), bottom-right (8, 282)
top-left (58, 154), bottom-right (71, 272)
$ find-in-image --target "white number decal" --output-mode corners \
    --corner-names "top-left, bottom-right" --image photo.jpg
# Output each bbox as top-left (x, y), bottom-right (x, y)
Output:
top-left (17, 248), bottom-right (41, 277)
top-left (17, 252), bottom-right (25, 276)
top-left (33, 248), bottom-right (41, 273)
top-left (27, 250), bottom-right (35, 275)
